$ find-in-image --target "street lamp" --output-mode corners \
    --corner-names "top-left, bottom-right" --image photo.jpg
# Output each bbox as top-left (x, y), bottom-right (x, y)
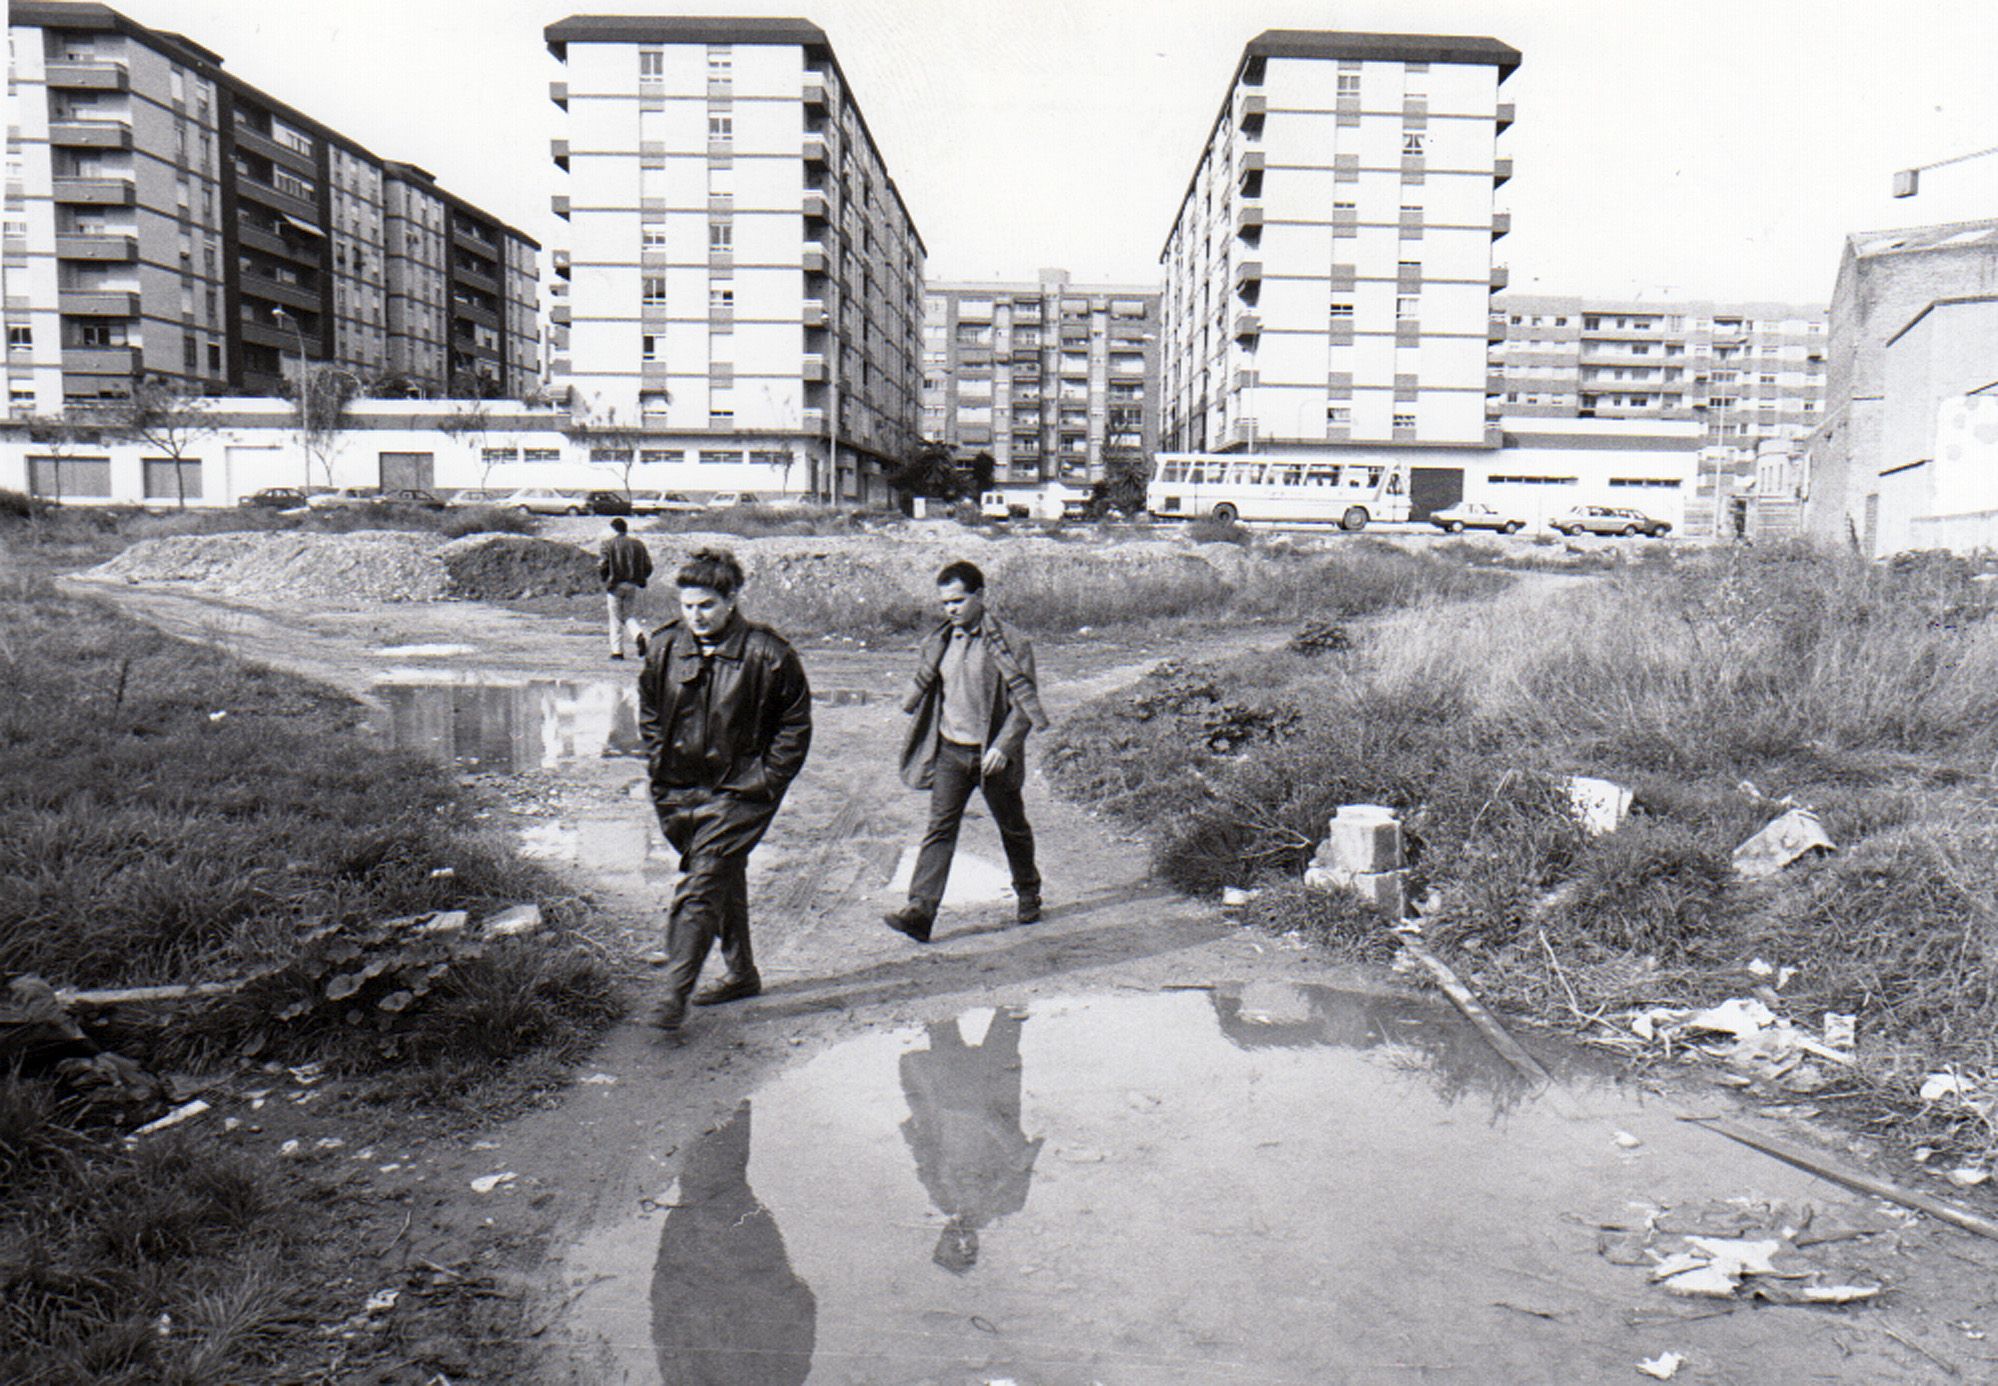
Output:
top-left (270, 306), bottom-right (307, 385)
top-left (1892, 141), bottom-right (1998, 197)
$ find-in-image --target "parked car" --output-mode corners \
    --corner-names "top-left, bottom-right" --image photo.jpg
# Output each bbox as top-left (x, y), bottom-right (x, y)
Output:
top-left (446, 487), bottom-right (515, 508)
top-left (502, 486), bottom-right (591, 516)
top-left (305, 486), bottom-right (383, 509)
top-left (585, 490), bottom-right (634, 516)
top-left (629, 489), bottom-right (704, 515)
top-left (703, 491), bottom-right (756, 509)
top-left (1551, 505), bottom-right (1672, 538)
top-left (1428, 501), bottom-right (1526, 535)
top-left (378, 488), bottom-right (447, 510)
top-left (238, 486), bottom-right (314, 510)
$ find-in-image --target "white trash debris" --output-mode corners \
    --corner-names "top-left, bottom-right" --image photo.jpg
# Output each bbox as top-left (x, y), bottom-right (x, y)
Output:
top-left (1732, 808), bottom-right (1836, 878)
top-left (1614, 1130), bottom-right (1644, 1150)
top-left (1947, 1167), bottom-right (1991, 1189)
top-left (483, 904), bottom-right (543, 937)
top-left (364, 1288), bottom-right (399, 1315)
top-left (1636, 1351), bottom-right (1684, 1379)
top-left (130, 1099), bottom-right (211, 1138)
top-left (470, 1172), bottom-right (517, 1193)
top-left (580, 1072), bottom-right (619, 1086)
top-left (1565, 776), bottom-right (1633, 836)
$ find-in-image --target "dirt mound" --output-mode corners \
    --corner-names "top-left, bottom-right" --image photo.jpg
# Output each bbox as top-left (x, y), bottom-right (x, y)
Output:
top-left (86, 531), bottom-right (451, 602)
top-left (440, 534), bottom-right (600, 600)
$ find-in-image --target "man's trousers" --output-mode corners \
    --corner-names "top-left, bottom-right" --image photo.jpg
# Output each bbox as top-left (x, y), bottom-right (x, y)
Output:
top-left (909, 740), bottom-right (1039, 911)
top-left (655, 789), bottom-right (781, 1002)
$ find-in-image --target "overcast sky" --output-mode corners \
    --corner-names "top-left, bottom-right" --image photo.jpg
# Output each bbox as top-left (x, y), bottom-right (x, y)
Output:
top-left (119, 0), bottom-right (1998, 306)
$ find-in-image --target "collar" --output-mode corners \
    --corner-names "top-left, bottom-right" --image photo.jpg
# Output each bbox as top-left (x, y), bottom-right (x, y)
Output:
top-left (673, 614), bottom-right (748, 666)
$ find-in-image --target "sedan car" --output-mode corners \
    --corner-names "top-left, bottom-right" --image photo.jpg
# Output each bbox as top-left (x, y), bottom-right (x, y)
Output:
top-left (378, 488), bottom-right (447, 510)
top-left (628, 489), bottom-right (704, 515)
top-left (703, 491), bottom-right (757, 509)
top-left (1428, 501), bottom-right (1526, 535)
top-left (305, 486), bottom-right (383, 509)
top-left (238, 486), bottom-right (313, 510)
top-left (585, 490), bottom-right (633, 516)
top-left (1551, 505), bottom-right (1672, 538)
top-left (446, 487), bottom-right (515, 508)
top-left (502, 486), bottom-right (592, 516)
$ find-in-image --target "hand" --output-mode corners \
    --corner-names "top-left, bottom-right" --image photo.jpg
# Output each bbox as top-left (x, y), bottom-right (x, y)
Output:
top-left (980, 747), bottom-right (1009, 776)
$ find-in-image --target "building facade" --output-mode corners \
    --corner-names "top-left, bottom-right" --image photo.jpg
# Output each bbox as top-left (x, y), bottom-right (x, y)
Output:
top-left (921, 270), bottom-right (1159, 486)
top-left (544, 15), bottom-right (925, 504)
top-left (3, 2), bottom-right (539, 415)
top-left (1803, 219), bottom-right (1998, 552)
top-left (1158, 30), bottom-right (1520, 459)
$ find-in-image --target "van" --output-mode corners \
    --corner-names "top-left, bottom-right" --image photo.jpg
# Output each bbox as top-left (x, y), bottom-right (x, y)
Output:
top-left (979, 491), bottom-right (1012, 521)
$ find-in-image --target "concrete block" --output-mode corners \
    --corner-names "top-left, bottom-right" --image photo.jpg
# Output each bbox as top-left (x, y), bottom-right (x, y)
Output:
top-left (1312, 803), bottom-right (1403, 875)
top-left (1565, 776), bottom-right (1633, 837)
top-left (1303, 864), bottom-right (1406, 918)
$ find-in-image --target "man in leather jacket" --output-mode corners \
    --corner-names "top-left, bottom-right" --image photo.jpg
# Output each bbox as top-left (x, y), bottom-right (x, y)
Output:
top-left (638, 548), bottom-right (812, 1031)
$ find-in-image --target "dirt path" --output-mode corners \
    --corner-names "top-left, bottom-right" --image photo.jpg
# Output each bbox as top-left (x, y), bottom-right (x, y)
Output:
top-left (78, 577), bottom-right (1998, 1385)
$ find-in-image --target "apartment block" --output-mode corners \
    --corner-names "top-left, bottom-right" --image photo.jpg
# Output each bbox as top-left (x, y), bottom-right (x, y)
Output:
top-left (545, 15), bottom-right (926, 503)
top-left (921, 270), bottom-right (1159, 486)
top-left (2, 2), bottom-right (539, 415)
top-left (1159, 30), bottom-right (1519, 457)
top-left (1493, 295), bottom-right (1827, 455)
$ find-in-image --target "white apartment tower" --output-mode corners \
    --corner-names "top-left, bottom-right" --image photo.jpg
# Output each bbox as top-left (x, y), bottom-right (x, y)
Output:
top-left (545, 16), bottom-right (925, 503)
top-left (1160, 31), bottom-right (1520, 457)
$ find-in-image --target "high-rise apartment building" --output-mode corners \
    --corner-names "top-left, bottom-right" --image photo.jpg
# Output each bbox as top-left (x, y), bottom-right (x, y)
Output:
top-left (3, 2), bottom-right (538, 414)
top-left (1492, 295), bottom-right (1827, 456)
top-left (1159, 30), bottom-right (1520, 457)
top-left (921, 271), bottom-right (1160, 486)
top-left (545, 16), bottom-right (925, 502)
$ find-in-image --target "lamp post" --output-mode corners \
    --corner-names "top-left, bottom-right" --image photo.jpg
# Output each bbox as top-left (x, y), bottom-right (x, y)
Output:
top-left (271, 308), bottom-right (311, 485)
top-left (1892, 142), bottom-right (1998, 197)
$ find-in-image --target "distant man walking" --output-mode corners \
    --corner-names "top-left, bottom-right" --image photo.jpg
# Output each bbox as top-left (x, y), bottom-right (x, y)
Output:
top-left (885, 560), bottom-right (1049, 943)
top-left (600, 516), bottom-right (653, 661)
top-left (639, 548), bottom-right (812, 1030)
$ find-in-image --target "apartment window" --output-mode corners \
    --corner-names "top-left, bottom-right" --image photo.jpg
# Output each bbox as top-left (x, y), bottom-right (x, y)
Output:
top-left (709, 283), bottom-right (734, 311)
top-left (272, 121), bottom-right (313, 156)
top-left (77, 322), bottom-right (128, 347)
top-left (639, 49), bottom-right (665, 79)
top-left (639, 448), bottom-right (677, 464)
top-left (1394, 413), bottom-right (1416, 429)
top-left (1397, 260), bottom-right (1421, 277)
top-left (7, 326), bottom-right (29, 349)
top-left (708, 222), bottom-right (733, 252)
top-left (1336, 73), bottom-right (1361, 96)
top-left (707, 45), bottom-right (733, 74)
top-left (482, 447), bottom-right (518, 465)
top-left (641, 222), bottom-right (666, 249)
top-left (699, 449), bottom-right (741, 466)
top-left (707, 163), bottom-right (736, 197)
top-left (642, 275), bottom-right (667, 305)
top-left (1395, 296), bottom-right (1419, 320)
top-left (1401, 132), bottom-right (1426, 156)
top-left (641, 334), bottom-right (661, 362)
top-left (708, 114), bottom-right (733, 141)
top-left (1327, 406), bottom-right (1351, 425)
top-left (1329, 301), bottom-right (1353, 320)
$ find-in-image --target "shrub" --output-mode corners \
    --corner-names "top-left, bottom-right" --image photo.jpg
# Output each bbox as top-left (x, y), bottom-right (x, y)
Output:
top-left (1186, 514), bottom-right (1254, 546)
top-left (438, 505), bottom-right (538, 539)
top-left (1540, 818), bottom-right (1737, 958)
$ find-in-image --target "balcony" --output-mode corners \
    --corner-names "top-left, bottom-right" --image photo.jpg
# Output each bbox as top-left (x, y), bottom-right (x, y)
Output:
top-left (1494, 157), bottom-right (1513, 186)
top-left (235, 176), bottom-right (317, 222)
top-left (1229, 417), bottom-right (1260, 448)
top-left (548, 304), bottom-right (570, 327)
top-left (551, 139), bottom-right (569, 171)
top-left (552, 249), bottom-right (571, 279)
top-left (50, 121), bottom-right (130, 149)
top-left (803, 73), bottom-right (827, 107)
top-left (1235, 91), bottom-right (1266, 125)
top-left (1233, 258), bottom-right (1262, 292)
top-left (1490, 265), bottom-right (1510, 289)
top-left (549, 80), bottom-right (568, 109)
top-left (1234, 367), bottom-right (1259, 390)
top-left (52, 177), bottom-right (133, 206)
top-left (1236, 201), bottom-right (1264, 236)
top-left (58, 290), bottom-right (138, 317)
top-left (1486, 372), bottom-right (1507, 394)
top-left (237, 275), bottom-right (321, 313)
top-left (1237, 149), bottom-right (1265, 180)
top-left (1491, 210), bottom-right (1511, 238)
top-left (802, 241), bottom-right (828, 274)
top-left (56, 233), bottom-right (135, 262)
top-left (551, 194), bottom-right (570, 220)
top-left (46, 62), bottom-right (127, 91)
top-left (803, 133), bottom-right (828, 165)
top-left (236, 222), bottom-right (321, 261)
top-left (802, 407), bottom-right (827, 433)
top-left (63, 346), bottom-right (139, 376)
top-left (454, 262), bottom-right (500, 296)
top-left (802, 353), bottom-right (826, 382)
top-left (802, 299), bottom-right (828, 328)
top-left (802, 190), bottom-right (829, 221)
top-left (231, 124), bottom-right (315, 175)
top-left (1484, 424), bottom-right (1505, 448)
top-left (1233, 311), bottom-right (1261, 340)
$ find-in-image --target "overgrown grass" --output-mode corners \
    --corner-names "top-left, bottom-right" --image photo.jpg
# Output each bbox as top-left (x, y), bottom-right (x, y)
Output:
top-left (0, 565), bottom-right (622, 1377)
top-left (641, 503), bottom-right (869, 539)
top-left (1047, 544), bottom-right (1998, 1158)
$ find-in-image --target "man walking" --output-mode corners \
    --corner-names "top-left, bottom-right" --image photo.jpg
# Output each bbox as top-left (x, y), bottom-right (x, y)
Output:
top-left (885, 560), bottom-right (1048, 943)
top-left (639, 548), bottom-right (812, 1030)
top-left (600, 516), bottom-right (653, 661)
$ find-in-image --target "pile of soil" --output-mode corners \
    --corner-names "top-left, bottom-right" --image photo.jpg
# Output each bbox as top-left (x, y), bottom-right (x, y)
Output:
top-left (440, 534), bottom-right (600, 600)
top-left (83, 531), bottom-right (602, 604)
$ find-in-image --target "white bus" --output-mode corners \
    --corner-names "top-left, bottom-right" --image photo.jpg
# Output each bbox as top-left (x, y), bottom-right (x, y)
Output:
top-left (1145, 453), bottom-right (1411, 530)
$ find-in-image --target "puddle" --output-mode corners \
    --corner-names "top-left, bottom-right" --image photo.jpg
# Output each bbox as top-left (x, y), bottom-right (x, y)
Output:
top-left (812, 687), bottom-right (881, 706)
top-left (373, 677), bottom-right (642, 770)
top-left (372, 642), bottom-right (478, 657)
top-left (520, 813), bottom-right (676, 881)
top-left (885, 847), bottom-right (1017, 905)
top-left (559, 984), bottom-right (1933, 1383)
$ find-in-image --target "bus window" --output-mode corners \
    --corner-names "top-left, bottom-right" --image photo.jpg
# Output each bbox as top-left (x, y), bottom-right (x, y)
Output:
top-left (1160, 462), bottom-right (1186, 483)
top-left (1364, 467), bottom-right (1384, 488)
top-left (1386, 470), bottom-right (1405, 495)
top-left (1230, 463), bottom-right (1266, 485)
top-left (1304, 466), bottom-right (1339, 487)
top-left (1344, 468), bottom-right (1367, 488)
top-left (1269, 464), bottom-right (1304, 487)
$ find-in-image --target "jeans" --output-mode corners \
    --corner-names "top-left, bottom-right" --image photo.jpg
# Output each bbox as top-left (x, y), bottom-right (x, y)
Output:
top-left (909, 740), bottom-right (1039, 911)
top-left (607, 582), bottom-right (644, 655)
top-left (656, 789), bottom-right (781, 1002)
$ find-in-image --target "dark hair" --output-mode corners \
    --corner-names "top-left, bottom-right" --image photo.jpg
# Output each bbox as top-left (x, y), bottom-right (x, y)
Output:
top-left (936, 559), bottom-right (985, 593)
top-left (677, 546), bottom-right (745, 597)
top-left (609, 517), bottom-right (628, 534)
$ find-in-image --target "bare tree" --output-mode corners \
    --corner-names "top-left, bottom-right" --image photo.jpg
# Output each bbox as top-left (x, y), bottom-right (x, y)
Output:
top-left (440, 398), bottom-right (498, 488)
top-left (17, 412), bottom-right (106, 517)
top-left (568, 400), bottom-right (650, 501)
top-left (286, 367), bottom-right (360, 489)
top-left (113, 375), bottom-right (221, 510)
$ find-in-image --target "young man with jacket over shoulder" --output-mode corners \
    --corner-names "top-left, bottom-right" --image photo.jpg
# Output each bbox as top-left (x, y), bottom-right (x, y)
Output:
top-left (638, 548), bottom-right (812, 1031)
top-left (885, 560), bottom-right (1050, 943)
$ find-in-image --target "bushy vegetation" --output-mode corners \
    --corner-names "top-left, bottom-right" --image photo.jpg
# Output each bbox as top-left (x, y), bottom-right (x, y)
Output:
top-left (1048, 544), bottom-right (1998, 1155)
top-left (642, 503), bottom-right (868, 540)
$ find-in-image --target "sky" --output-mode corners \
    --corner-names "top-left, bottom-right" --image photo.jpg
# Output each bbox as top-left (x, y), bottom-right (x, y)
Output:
top-left (116, 0), bottom-right (1998, 306)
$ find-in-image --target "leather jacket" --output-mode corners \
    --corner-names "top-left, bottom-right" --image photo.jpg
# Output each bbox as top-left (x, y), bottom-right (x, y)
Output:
top-left (638, 615), bottom-right (812, 801)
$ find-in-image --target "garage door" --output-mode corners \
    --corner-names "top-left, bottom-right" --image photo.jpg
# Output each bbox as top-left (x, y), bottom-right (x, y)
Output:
top-left (1408, 467), bottom-right (1465, 522)
top-left (379, 452), bottom-right (435, 490)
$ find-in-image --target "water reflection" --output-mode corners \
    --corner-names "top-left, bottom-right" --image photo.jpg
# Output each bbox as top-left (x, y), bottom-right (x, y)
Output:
top-left (899, 1010), bottom-right (1043, 1275)
top-left (374, 677), bottom-right (643, 770)
top-left (650, 1101), bottom-right (816, 1385)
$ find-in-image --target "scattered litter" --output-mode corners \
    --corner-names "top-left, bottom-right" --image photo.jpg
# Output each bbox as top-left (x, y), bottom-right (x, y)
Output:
top-left (1732, 808), bottom-right (1836, 878)
top-left (129, 1099), bottom-right (211, 1138)
top-left (223, 1117), bottom-right (241, 1132)
top-left (1747, 957), bottom-right (1800, 988)
top-left (1614, 1131), bottom-right (1643, 1150)
top-left (579, 1072), bottom-right (618, 1086)
top-left (287, 1062), bottom-right (326, 1085)
top-left (207, 710), bottom-right (228, 722)
top-left (429, 867), bottom-right (457, 880)
top-left (1595, 1197), bottom-right (1888, 1309)
top-left (1625, 995), bottom-right (1853, 1090)
top-left (1636, 1351), bottom-right (1684, 1379)
top-left (470, 1172), bottom-right (516, 1194)
top-left (416, 910), bottom-right (469, 935)
top-left (483, 904), bottom-right (543, 937)
top-left (1219, 886), bottom-right (1259, 908)
top-left (364, 1288), bottom-right (399, 1315)
top-left (278, 1139), bottom-right (302, 1157)
top-left (315, 1137), bottom-right (346, 1151)
top-left (1947, 1168), bottom-right (1990, 1189)
top-left (471, 1139), bottom-right (500, 1150)
top-left (1565, 776), bottom-right (1632, 836)
top-left (1824, 1013), bottom-right (1856, 1049)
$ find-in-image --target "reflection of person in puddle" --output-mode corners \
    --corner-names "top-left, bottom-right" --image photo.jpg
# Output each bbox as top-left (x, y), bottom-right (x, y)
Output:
top-left (651, 1100), bottom-right (816, 1385)
top-left (900, 1009), bottom-right (1043, 1274)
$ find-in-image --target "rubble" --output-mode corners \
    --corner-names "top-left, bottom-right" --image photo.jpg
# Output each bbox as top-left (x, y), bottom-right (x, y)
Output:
top-left (1303, 804), bottom-right (1408, 916)
top-left (1732, 808), bottom-right (1837, 878)
top-left (1592, 1197), bottom-right (1887, 1308)
top-left (1623, 994), bottom-right (1855, 1092)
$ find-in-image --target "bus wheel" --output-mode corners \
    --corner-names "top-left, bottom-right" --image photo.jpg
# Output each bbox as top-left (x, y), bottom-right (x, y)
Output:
top-left (1341, 506), bottom-right (1369, 532)
top-left (1211, 503), bottom-right (1238, 523)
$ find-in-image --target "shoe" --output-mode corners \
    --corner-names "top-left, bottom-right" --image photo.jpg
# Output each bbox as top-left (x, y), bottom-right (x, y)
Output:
top-left (692, 972), bottom-right (762, 1006)
top-left (1015, 894), bottom-right (1042, 925)
top-left (651, 994), bottom-right (687, 1031)
top-left (883, 903), bottom-right (933, 944)
top-left (635, 631), bottom-right (649, 658)
top-left (609, 652), bottom-right (626, 661)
